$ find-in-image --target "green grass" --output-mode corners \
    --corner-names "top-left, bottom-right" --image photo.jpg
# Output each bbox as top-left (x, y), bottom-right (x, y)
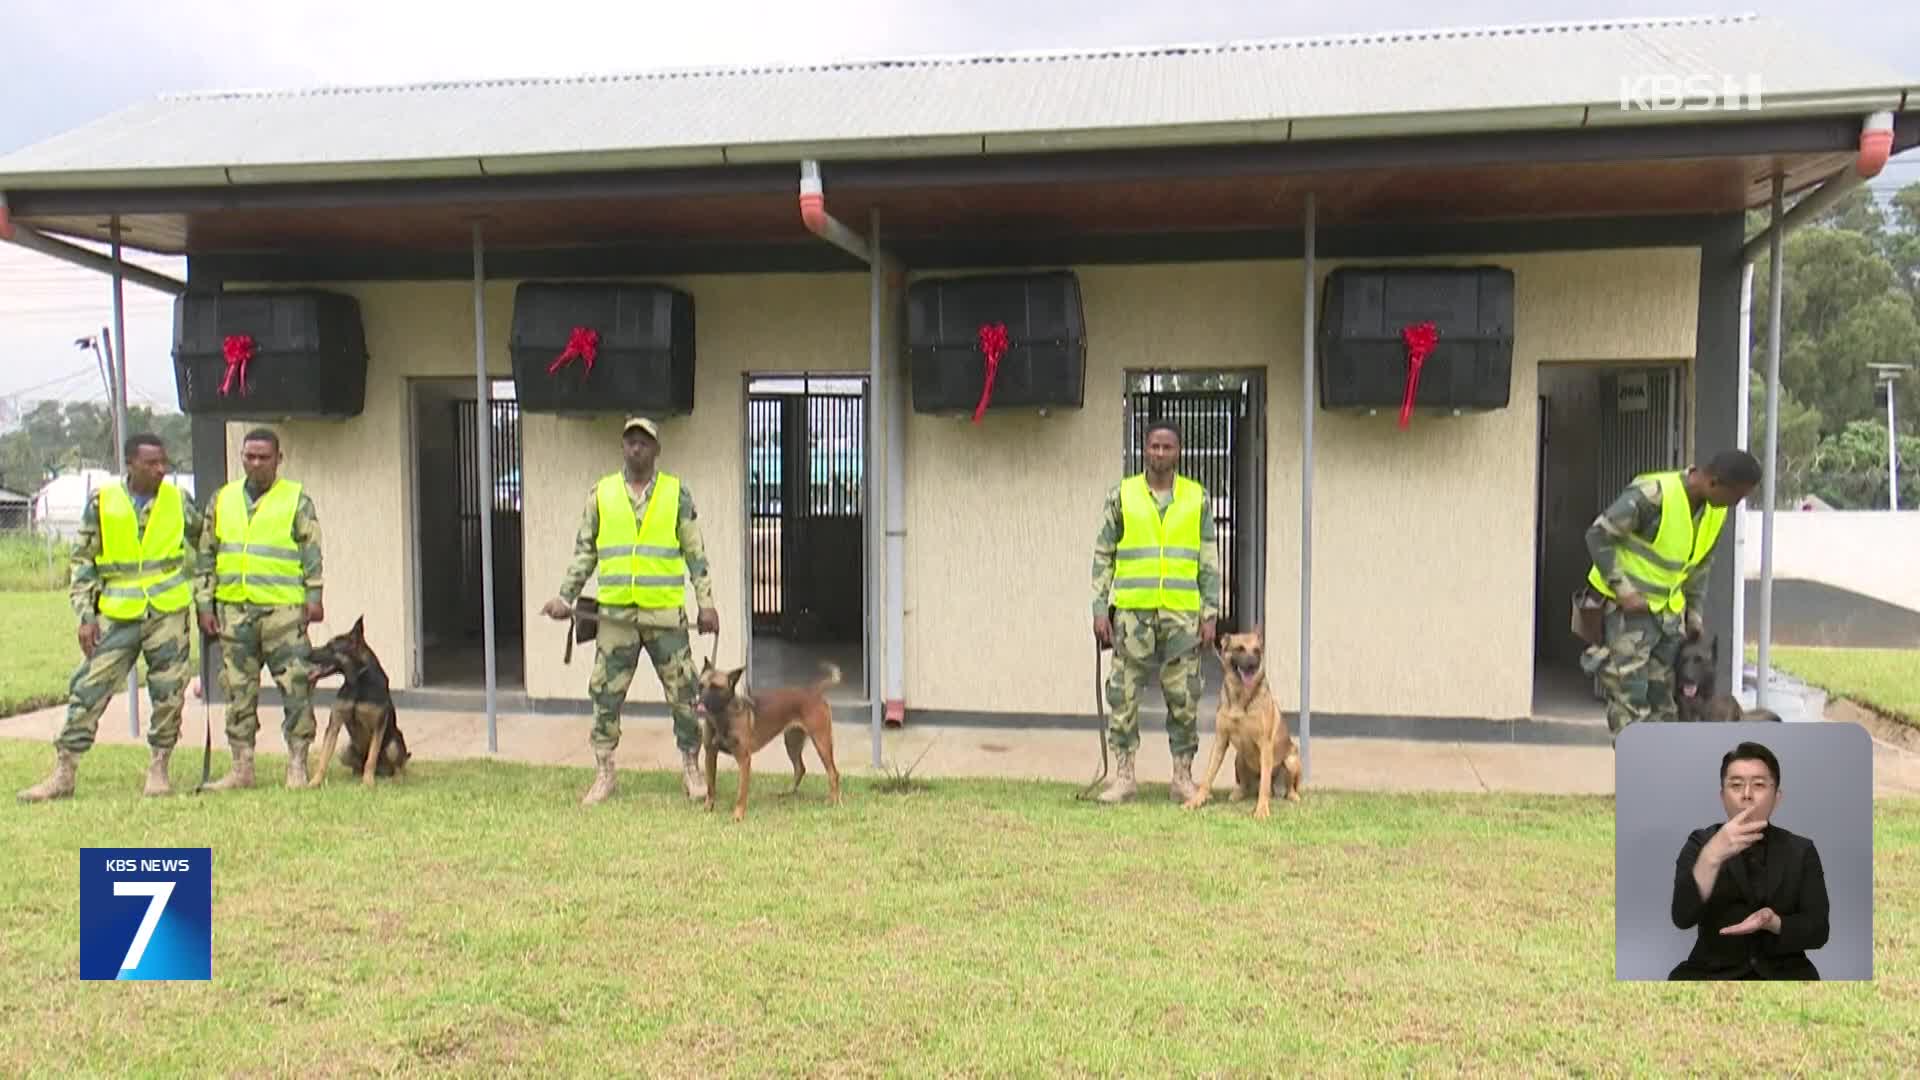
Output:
top-left (3, 742), bottom-right (1917, 1076)
top-left (1752, 646), bottom-right (1920, 727)
top-left (0, 533), bottom-right (69, 592)
top-left (0, 591), bottom-right (203, 719)
top-left (0, 592), bottom-right (79, 718)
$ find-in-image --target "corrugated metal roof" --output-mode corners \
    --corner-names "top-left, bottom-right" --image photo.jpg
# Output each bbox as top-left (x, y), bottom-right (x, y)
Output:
top-left (0, 13), bottom-right (1913, 187)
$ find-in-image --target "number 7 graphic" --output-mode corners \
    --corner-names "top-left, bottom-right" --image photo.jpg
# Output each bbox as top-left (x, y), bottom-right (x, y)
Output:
top-left (114, 881), bottom-right (175, 972)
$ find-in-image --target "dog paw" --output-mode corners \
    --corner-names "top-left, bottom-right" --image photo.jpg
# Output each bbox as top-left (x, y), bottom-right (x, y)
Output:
top-left (1253, 804), bottom-right (1271, 820)
top-left (1180, 795), bottom-right (1208, 810)
top-left (731, 808), bottom-right (746, 823)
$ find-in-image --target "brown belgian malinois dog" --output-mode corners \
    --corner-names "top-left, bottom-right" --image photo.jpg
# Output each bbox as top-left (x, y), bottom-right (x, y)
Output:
top-left (305, 617), bottom-right (410, 787)
top-left (695, 660), bottom-right (843, 821)
top-left (1183, 627), bottom-right (1301, 818)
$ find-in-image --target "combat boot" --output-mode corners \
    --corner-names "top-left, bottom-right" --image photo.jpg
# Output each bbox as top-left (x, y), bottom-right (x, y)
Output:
top-left (682, 750), bottom-right (708, 802)
top-left (580, 748), bottom-right (616, 806)
top-left (1169, 752), bottom-right (1198, 804)
top-left (1097, 750), bottom-right (1138, 804)
top-left (285, 739), bottom-right (310, 789)
top-left (143, 747), bottom-right (174, 798)
top-left (202, 744), bottom-right (255, 792)
top-left (17, 748), bottom-right (79, 803)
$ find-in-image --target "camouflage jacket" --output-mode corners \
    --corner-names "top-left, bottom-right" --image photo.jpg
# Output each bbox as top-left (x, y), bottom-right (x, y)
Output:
top-left (557, 471), bottom-right (715, 628)
top-left (1584, 474), bottom-right (1713, 610)
top-left (69, 482), bottom-right (211, 625)
top-left (194, 481), bottom-right (324, 609)
top-left (1089, 476), bottom-right (1224, 621)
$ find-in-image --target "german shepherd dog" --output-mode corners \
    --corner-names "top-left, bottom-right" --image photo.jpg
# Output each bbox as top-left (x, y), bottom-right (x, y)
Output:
top-left (1183, 628), bottom-right (1302, 818)
top-left (1674, 632), bottom-right (1778, 723)
top-left (306, 617), bottom-right (411, 786)
top-left (695, 660), bottom-right (843, 821)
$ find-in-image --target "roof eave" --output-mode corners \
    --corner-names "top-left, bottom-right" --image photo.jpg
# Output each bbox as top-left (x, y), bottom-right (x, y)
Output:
top-left (0, 91), bottom-right (1910, 193)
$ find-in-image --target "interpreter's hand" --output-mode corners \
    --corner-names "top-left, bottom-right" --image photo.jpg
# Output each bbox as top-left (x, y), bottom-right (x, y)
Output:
top-left (1617, 590), bottom-right (1650, 615)
top-left (542, 597), bottom-right (572, 621)
top-left (1093, 615), bottom-right (1113, 649)
top-left (78, 621), bottom-right (101, 659)
top-left (1702, 804), bottom-right (1767, 866)
top-left (306, 599), bottom-right (325, 626)
top-left (697, 607), bottom-right (720, 636)
top-left (1720, 906), bottom-right (1781, 937)
top-left (1201, 617), bottom-right (1218, 650)
top-left (198, 611), bottom-right (220, 639)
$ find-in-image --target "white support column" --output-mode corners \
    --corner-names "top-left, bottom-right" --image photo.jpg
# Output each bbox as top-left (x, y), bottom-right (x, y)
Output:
top-left (1299, 193), bottom-right (1316, 781)
top-left (110, 218), bottom-right (138, 739)
top-left (471, 222), bottom-right (499, 752)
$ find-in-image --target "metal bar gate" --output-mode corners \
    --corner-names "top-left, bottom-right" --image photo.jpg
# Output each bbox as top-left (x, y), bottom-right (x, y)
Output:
top-left (455, 398), bottom-right (523, 640)
top-left (1124, 378), bottom-right (1251, 633)
top-left (748, 382), bottom-right (866, 641)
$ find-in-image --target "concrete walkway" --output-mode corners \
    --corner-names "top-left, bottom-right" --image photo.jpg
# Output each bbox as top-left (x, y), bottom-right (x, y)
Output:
top-left (6, 689), bottom-right (1918, 798)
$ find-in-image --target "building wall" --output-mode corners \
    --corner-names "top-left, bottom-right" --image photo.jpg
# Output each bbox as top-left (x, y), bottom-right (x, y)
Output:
top-left (227, 246), bottom-right (1700, 720)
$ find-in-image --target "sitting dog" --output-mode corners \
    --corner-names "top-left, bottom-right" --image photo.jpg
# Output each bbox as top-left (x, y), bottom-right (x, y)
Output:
top-left (306, 617), bottom-right (410, 786)
top-left (696, 659), bottom-right (843, 821)
top-left (1183, 628), bottom-right (1301, 818)
top-left (1674, 632), bottom-right (1747, 723)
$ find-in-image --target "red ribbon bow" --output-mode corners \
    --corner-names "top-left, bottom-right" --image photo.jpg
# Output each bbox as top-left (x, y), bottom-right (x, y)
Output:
top-left (220, 334), bottom-right (256, 396)
top-left (1398, 321), bottom-right (1439, 429)
top-left (547, 326), bottom-right (600, 378)
top-left (973, 322), bottom-right (1009, 424)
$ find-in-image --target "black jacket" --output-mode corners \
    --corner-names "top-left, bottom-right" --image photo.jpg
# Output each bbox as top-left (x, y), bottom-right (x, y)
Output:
top-left (1669, 822), bottom-right (1828, 980)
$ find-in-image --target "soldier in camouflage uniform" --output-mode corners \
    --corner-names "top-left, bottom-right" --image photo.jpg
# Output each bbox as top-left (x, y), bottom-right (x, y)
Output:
top-left (19, 435), bottom-right (209, 803)
top-left (542, 417), bottom-right (719, 806)
top-left (1581, 449), bottom-right (1760, 737)
top-left (196, 428), bottom-right (326, 791)
top-left (1089, 420), bottom-right (1223, 804)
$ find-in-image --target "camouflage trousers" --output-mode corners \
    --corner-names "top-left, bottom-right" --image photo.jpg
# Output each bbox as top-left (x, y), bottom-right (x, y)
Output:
top-left (1582, 604), bottom-right (1686, 735)
top-left (217, 602), bottom-right (315, 748)
top-left (1104, 607), bottom-right (1203, 758)
top-left (55, 609), bottom-right (195, 754)
top-left (587, 616), bottom-right (701, 754)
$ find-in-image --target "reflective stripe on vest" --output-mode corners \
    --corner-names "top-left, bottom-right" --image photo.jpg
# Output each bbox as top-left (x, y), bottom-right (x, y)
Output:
top-left (96, 482), bottom-right (191, 620)
top-left (213, 478), bottom-right (307, 606)
top-left (595, 472), bottom-right (687, 609)
top-left (1111, 474), bottom-right (1205, 612)
top-left (1586, 470), bottom-right (1726, 616)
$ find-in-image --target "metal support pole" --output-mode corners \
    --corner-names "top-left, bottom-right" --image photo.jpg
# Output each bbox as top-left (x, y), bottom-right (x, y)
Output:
top-left (471, 222), bottom-right (499, 752)
top-left (1890, 376), bottom-right (1901, 512)
top-left (1299, 193), bottom-right (1316, 781)
top-left (868, 210), bottom-right (884, 769)
top-left (110, 218), bottom-right (139, 739)
top-left (1757, 174), bottom-right (1784, 710)
top-left (1731, 262), bottom-right (1753, 687)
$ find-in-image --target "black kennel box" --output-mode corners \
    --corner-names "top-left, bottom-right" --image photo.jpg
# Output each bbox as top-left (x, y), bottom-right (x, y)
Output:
top-left (1317, 266), bottom-right (1515, 415)
top-left (172, 290), bottom-right (369, 419)
top-left (907, 271), bottom-right (1086, 416)
top-left (509, 282), bottom-right (696, 416)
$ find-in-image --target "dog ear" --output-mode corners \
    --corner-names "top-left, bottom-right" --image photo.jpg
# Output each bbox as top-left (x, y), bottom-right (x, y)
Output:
top-left (726, 666), bottom-right (745, 691)
top-left (350, 616), bottom-right (364, 641)
top-left (700, 656), bottom-right (714, 675)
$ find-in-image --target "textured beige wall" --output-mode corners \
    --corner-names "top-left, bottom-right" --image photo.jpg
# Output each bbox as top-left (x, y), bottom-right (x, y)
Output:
top-left (233, 248), bottom-right (1698, 721)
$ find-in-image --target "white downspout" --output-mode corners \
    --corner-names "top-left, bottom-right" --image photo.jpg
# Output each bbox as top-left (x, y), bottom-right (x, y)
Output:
top-left (1731, 261), bottom-right (1753, 699)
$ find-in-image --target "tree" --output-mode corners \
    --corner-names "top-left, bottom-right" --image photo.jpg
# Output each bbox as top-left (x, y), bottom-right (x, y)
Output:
top-left (1806, 418), bottom-right (1920, 509)
top-left (1748, 373), bottom-right (1824, 506)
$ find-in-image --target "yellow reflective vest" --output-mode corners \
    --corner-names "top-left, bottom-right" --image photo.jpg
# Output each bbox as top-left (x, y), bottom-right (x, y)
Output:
top-left (595, 471), bottom-right (687, 609)
top-left (95, 481), bottom-right (191, 620)
top-left (1111, 474), bottom-right (1205, 612)
top-left (1587, 470), bottom-right (1725, 616)
top-left (213, 479), bottom-right (307, 606)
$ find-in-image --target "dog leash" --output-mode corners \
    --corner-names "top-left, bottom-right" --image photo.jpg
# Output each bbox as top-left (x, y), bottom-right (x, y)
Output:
top-left (192, 627), bottom-right (213, 795)
top-left (1074, 627), bottom-right (1111, 802)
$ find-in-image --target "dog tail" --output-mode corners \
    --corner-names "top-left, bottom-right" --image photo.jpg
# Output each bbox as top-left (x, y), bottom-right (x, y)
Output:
top-left (812, 663), bottom-right (842, 693)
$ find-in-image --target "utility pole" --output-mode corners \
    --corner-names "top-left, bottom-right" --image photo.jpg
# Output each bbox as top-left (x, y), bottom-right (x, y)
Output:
top-left (1869, 363), bottom-right (1909, 511)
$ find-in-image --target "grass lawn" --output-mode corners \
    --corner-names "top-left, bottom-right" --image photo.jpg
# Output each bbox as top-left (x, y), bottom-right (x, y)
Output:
top-left (2, 742), bottom-right (1916, 1075)
top-left (0, 591), bottom-right (79, 718)
top-left (1754, 646), bottom-right (1920, 727)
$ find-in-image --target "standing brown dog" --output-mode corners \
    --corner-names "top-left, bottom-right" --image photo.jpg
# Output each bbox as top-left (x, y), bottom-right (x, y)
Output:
top-left (1183, 628), bottom-right (1301, 818)
top-left (696, 660), bottom-right (843, 821)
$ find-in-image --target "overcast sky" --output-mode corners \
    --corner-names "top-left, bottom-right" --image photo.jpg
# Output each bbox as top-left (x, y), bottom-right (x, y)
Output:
top-left (3, 0), bottom-right (1917, 408)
